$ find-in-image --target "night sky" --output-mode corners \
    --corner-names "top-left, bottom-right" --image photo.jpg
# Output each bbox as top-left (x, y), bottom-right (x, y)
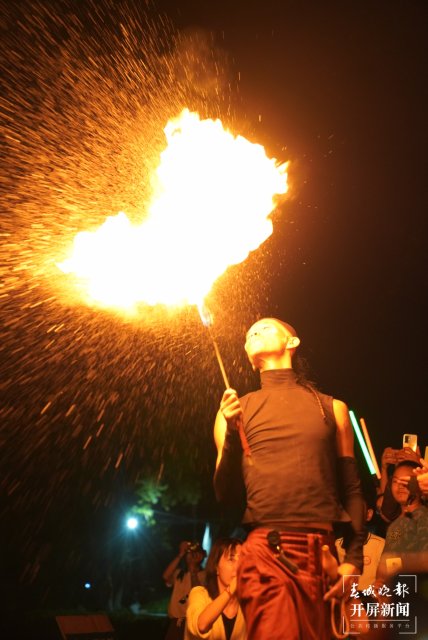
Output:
top-left (197, 1), bottom-right (425, 445)
top-left (1, 0), bottom-right (427, 614)
top-left (156, 0), bottom-right (428, 446)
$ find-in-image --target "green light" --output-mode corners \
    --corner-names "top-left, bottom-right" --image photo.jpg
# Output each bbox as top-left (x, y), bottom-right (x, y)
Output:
top-left (349, 410), bottom-right (376, 475)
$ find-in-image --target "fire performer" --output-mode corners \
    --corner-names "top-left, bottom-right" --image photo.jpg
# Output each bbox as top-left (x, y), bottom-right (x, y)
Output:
top-left (213, 318), bottom-right (366, 640)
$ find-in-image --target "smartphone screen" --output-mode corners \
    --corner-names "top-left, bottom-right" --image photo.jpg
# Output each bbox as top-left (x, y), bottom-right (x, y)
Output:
top-left (403, 433), bottom-right (418, 452)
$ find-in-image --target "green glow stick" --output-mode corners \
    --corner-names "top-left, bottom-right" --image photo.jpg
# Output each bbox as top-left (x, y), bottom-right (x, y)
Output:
top-left (349, 410), bottom-right (376, 475)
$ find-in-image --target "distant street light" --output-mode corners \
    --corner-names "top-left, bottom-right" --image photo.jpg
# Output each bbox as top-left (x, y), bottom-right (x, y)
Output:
top-left (126, 516), bottom-right (139, 530)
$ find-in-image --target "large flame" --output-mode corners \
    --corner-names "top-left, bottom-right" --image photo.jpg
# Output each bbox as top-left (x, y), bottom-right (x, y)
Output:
top-left (58, 109), bottom-right (288, 309)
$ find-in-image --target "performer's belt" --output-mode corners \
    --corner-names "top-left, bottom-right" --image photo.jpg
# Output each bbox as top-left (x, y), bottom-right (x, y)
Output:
top-left (279, 526), bottom-right (332, 535)
top-left (257, 524), bottom-right (332, 535)
top-left (265, 527), bottom-right (334, 574)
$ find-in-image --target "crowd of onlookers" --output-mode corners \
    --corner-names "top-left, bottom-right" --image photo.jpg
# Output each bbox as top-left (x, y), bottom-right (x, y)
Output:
top-left (160, 441), bottom-right (428, 640)
top-left (338, 442), bottom-right (428, 593)
top-left (375, 443), bottom-right (428, 577)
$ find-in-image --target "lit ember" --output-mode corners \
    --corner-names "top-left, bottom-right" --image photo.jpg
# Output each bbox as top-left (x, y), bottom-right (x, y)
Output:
top-left (58, 109), bottom-right (288, 309)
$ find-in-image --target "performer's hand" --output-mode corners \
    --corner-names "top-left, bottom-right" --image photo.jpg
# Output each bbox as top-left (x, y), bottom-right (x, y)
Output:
top-left (220, 388), bottom-right (242, 430)
top-left (323, 563), bottom-right (359, 601)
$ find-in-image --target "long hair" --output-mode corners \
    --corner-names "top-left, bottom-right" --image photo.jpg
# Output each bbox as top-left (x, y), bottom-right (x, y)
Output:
top-left (205, 537), bottom-right (242, 600)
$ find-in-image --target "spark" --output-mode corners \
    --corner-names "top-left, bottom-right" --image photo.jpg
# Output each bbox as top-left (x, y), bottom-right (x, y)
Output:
top-left (0, 0), bottom-right (289, 591)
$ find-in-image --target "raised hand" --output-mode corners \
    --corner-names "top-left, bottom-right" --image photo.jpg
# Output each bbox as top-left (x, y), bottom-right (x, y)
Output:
top-left (220, 388), bottom-right (243, 430)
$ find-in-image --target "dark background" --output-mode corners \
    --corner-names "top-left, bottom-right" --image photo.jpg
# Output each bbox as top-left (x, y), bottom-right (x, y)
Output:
top-left (1, 0), bottom-right (427, 628)
top-left (156, 0), bottom-right (428, 443)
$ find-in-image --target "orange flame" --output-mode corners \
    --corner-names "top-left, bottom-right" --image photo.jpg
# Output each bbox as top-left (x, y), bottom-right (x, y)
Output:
top-left (58, 109), bottom-right (288, 310)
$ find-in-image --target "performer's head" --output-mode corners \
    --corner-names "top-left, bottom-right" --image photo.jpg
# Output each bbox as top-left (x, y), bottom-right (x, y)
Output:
top-left (245, 317), bottom-right (300, 372)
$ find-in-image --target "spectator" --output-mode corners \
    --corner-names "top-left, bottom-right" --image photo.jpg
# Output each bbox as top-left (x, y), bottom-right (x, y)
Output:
top-left (185, 537), bottom-right (246, 640)
top-left (377, 446), bottom-right (421, 523)
top-left (163, 541), bottom-right (206, 640)
top-left (378, 461), bottom-right (428, 577)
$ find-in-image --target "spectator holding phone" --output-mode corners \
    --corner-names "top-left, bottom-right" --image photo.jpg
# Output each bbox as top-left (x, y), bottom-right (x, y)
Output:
top-left (163, 541), bottom-right (207, 640)
top-left (393, 454), bottom-right (428, 500)
top-left (377, 445), bottom-right (422, 524)
top-left (378, 460), bottom-right (428, 578)
top-left (377, 447), bottom-right (400, 521)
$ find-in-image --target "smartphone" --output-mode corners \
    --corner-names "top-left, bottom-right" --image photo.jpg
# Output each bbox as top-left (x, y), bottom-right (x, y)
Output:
top-left (403, 433), bottom-right (418, 452)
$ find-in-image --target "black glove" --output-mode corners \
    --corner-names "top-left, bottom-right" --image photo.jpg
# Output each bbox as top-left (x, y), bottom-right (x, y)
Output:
top-left (337, 456), bottom-right (367, 571)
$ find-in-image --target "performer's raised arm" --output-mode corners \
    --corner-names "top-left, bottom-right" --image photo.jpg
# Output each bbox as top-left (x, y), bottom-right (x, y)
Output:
top-left (213, 389), bottom-right (244, 506)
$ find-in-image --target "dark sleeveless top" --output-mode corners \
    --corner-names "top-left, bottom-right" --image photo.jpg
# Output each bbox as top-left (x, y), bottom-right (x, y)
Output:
top-left (240, 369), bottom-right (346, 526)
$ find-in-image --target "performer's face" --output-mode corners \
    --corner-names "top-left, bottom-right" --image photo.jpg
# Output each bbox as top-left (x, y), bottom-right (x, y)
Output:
top-left (245, 318), bottom-right (291, 363)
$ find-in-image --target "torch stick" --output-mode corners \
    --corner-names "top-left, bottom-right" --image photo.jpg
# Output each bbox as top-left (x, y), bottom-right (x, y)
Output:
top-left (197, 303), bottom-right (252, 461)
top-left (360, 417), bottom-right (381, 480)
top-left (198, 304), bottom-right (230, 388)
top-left (209, 333), bottom-right (231, 389)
